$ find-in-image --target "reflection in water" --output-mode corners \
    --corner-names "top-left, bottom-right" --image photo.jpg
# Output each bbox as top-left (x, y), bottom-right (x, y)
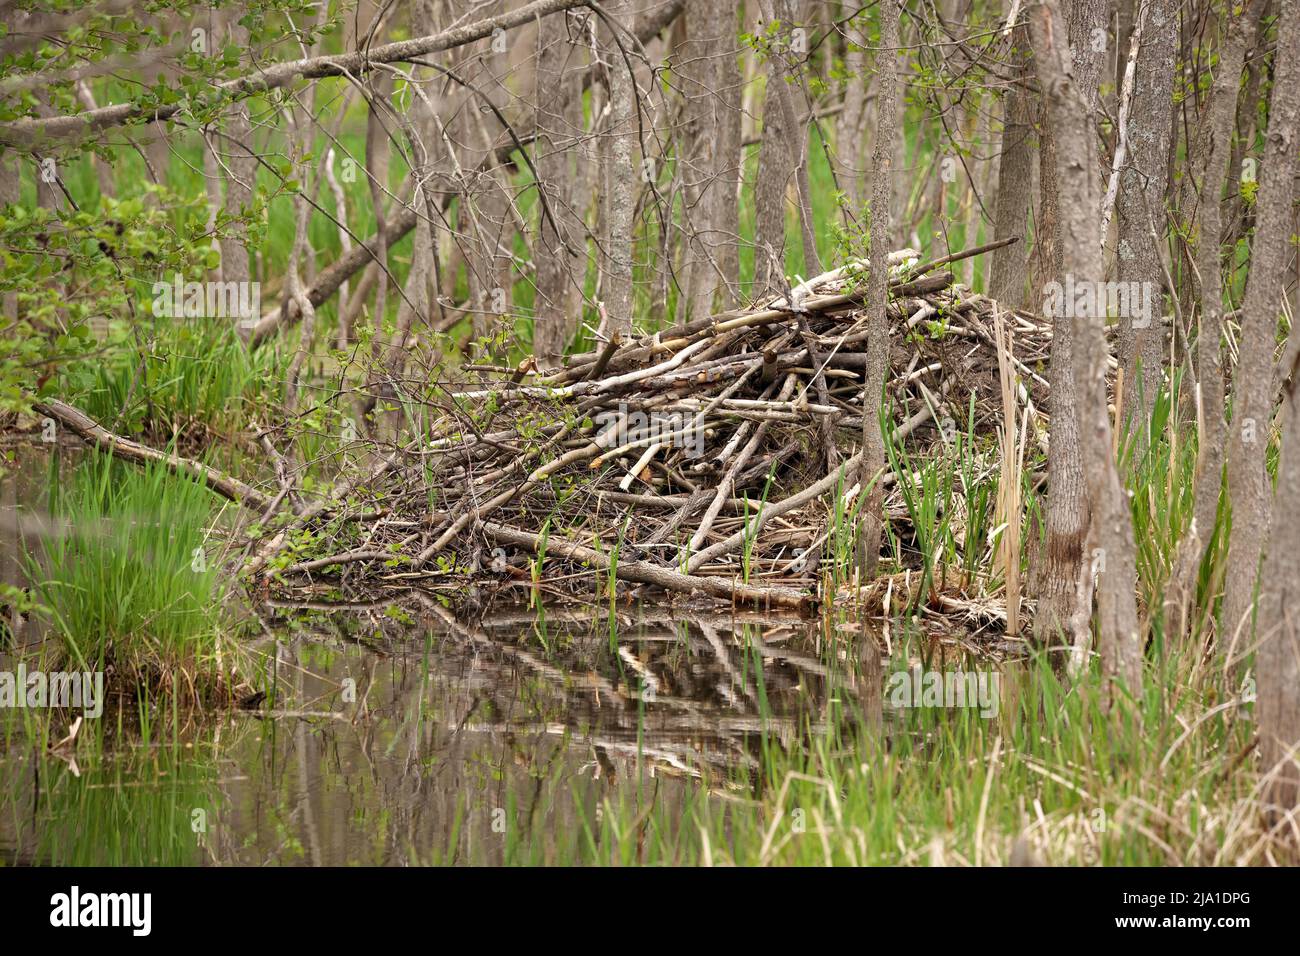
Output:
top-left (1, 597), bottom-right (1017, 865)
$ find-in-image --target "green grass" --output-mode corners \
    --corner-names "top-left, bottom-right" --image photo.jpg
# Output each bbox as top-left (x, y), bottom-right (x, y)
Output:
top-left (463, 630), bottom-right (1273, 865)
top-left (66, 318), bottom-right (284, 441)
top-left (26, 453), bottom-right (239, 702)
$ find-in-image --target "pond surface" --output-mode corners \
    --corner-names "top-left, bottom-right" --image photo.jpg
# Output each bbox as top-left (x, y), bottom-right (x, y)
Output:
top-left (0, 592), bottom-right (1023, 865)
top-left (0, 443), bottom-right (1021, 865)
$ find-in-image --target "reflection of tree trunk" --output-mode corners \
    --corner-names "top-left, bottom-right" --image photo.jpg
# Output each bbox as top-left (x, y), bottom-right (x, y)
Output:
top-left (292, 637), bottom-right (324, 867)
top-left (856, 618), bottom-right (883, 730)
top-left (1226, 0), bottom-right (1300, 674)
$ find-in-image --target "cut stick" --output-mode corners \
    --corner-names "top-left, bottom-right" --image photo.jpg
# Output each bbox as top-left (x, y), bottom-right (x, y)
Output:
top-left (619, 442), bottom-right (662, 491)
top-left (686, 451), bottom-right (866, 573)
top-left (481, 521), bottom-right (814, 611)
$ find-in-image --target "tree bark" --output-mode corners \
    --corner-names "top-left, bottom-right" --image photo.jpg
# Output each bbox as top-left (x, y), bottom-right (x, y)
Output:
top-left (1032, 0), bottom-right (1143, 698)
top-left (1033, 0), bottom-right (1107, 645)
top-left (534, 8), bottom-right (585, 364)
top-left (1168, 0), bottom-right (1260, 620)
top-left (603, 0), bottom-right (637, 335)
top-left (835, 8), bottom-right (869, 210)
top-left (1114, 0), bottom-right (1177, 442)
top-left (753, 0), bottom-right (801, 296)
top-left (857, 0), bottom-right (902, 580)
top-left (678, 0), bottom-right (739, 323)
top-left (1225, 0), bottom-right (1300, 667)
top-left (221, 15), bottom-right (259, 310)
top-left (1257, 367), bottom-right (1300, 821)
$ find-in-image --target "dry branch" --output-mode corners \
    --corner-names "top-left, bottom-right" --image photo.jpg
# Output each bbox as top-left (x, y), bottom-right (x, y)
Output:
top-left (34, 399), bottom-right (273, 511)
top-left (0, 0), bottom-right (593, 149)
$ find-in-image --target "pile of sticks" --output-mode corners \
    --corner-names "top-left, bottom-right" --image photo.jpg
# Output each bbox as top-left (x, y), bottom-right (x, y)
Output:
top-left (39, 239), bottom-right (1050, 613)
top-left (260, 238), bottom-right (1051, 607)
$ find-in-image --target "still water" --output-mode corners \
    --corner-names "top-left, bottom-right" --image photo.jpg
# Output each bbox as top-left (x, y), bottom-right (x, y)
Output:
top-left (1, 445), bottom-right (1018, 865)
top-left (2, 598), bottom-right (937, 865)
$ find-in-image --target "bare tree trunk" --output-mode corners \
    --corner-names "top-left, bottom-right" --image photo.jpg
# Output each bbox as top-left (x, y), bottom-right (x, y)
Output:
top-left (1114, 0), bottom-right (1178, 445)
top-left (835, 8), bottom-right (869, 210)
top-left (714, 4), bottom-right (743, 305)
top-left (784, 75), bottom-right (822, 278)
top-left (430, 0), bottom-right (513, 348)
top-left (222, 15), bottom-right (259, 310)
top-left (1168, 1), bottom-right (1260, 619)
top-left (678, 0), bottom-right (736, 323)
top-left (962, 91), bottom-right (992, 287)
top-left (1032, 0), bottom-right (1143, 698)
top-left (72, 80), bottom-right (118, 200)
top-left (856, 0), bottom-right (901, 580)
top-left (1225, 0), bottom-right (1300, 669)
top-left (603, 0), bottom-right (636, 335)
top-left (1033, 0), bottom-right (1107, 645)
top-left (753, 0), bottom-right (800, 296)
top-left (363, 72), bottom-right (394, 366)
top-left (533, 9), bottom-right (585, 365)
top-left (1258, 371), bottom-right (1300, 820)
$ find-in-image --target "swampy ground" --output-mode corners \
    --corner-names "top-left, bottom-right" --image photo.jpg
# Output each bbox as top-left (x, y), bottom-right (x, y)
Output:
top-left (0, 444), bottom-right (1273, 867)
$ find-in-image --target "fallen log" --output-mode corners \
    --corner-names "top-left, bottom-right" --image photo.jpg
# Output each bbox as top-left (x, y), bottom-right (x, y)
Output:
top-left (33, 399), bottom-right (273, 512)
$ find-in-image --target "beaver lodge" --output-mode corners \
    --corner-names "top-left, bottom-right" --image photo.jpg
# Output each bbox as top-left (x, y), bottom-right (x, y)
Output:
top-left (36, 238), bottom-right (1062, 637)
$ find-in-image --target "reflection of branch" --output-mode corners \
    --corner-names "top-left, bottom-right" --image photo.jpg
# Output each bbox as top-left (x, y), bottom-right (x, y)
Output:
top-left (452, 720), bottom-right (763, 774)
